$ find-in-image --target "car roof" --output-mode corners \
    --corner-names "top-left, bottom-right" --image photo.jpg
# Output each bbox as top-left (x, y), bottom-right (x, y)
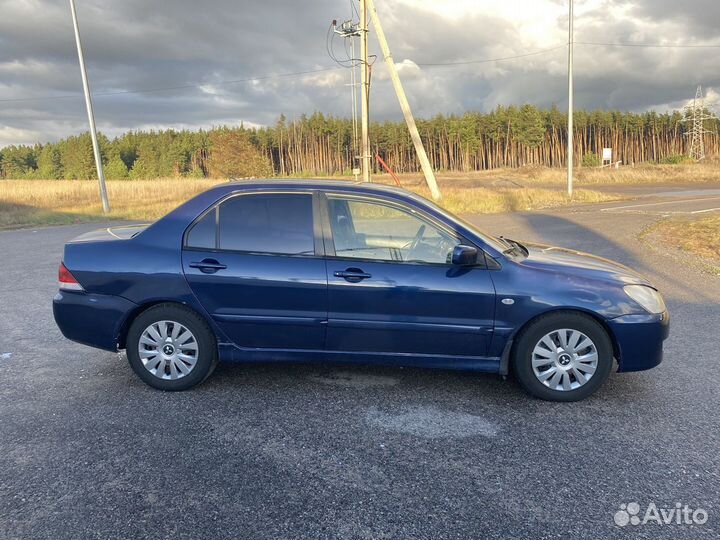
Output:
top-left (212, 178), bottom-right (420, 199)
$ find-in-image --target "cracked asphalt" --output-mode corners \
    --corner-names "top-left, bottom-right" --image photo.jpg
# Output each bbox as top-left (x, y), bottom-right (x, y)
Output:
top-left (1, 188), bottom-right (718, 540)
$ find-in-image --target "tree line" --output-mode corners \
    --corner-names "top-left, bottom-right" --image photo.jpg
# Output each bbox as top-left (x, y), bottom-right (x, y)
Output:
top-left (1, 105), bottom-right (718, 180)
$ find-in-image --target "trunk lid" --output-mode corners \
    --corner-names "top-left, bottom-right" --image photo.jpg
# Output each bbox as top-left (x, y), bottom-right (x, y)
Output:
top-left (68, 224), bottom-right (149, 243)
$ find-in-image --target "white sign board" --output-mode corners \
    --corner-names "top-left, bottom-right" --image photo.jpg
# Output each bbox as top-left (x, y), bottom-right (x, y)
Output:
top-left (602, 148), bottom-right (612, 161)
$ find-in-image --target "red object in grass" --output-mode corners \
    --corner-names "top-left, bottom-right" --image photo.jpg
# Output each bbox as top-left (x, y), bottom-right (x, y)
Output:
top-left (375, 154), bottom-right (402, 187)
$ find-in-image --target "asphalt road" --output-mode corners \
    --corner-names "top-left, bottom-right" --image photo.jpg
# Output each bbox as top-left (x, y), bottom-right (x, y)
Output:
top-left (1, 188), bottom-right (719, 540)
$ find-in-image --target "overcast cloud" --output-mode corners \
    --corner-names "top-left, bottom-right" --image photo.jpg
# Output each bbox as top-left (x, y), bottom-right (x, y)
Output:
top-left (0, 0), bottom-right (719, 146)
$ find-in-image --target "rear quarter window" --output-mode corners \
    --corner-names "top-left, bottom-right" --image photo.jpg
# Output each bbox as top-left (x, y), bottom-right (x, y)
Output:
top-left (186, 208), bottom-right (217, 249)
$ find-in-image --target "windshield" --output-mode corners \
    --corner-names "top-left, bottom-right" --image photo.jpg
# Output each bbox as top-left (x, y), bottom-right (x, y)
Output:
top-left (414, 195), bottom-right (508, 254)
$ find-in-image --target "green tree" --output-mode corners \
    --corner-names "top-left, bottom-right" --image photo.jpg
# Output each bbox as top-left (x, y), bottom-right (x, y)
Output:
top-left (0, 145), bottom-right (37, 178)
top-left (61, 133), bottom-right (106, 179)
top-left (514, 105), bottom-right (545, 147)
top-left (36, 144), bottom-right (63, 179)
top-left (582, 152), bottom-right (600, 167)
top-left (206, 129), bottom-right (273, 178)
top-left (105, 156), bottom-right (129, 178)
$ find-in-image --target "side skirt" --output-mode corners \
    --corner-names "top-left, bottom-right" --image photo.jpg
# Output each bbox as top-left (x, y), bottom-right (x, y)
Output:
top-left (218, 343), bottom-right (501, 373)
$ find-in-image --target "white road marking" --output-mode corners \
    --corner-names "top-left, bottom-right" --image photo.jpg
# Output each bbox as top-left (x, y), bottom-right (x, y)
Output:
top-left (691, 207), bottom-right (720, 214)
top-left (106, 227), bottom-right (122, 239)
top-left (600, 196), bottom-right (720, 212)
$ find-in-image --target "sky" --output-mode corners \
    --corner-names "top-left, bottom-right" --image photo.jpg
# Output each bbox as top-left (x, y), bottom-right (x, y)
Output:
top-left (0, 0), bottom-right (719, 147)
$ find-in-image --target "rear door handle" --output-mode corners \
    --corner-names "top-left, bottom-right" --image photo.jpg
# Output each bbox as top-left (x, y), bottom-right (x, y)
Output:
top-left (189, 258), bottom-right (227, 274)
top-left (334, 268), bottom-right (372, 282)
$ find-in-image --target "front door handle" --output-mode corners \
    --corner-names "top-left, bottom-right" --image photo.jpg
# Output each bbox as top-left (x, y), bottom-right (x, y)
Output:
top-left (334, 268), bottom-right (372, 283)
top-left (189, 258), bottom-right (227, 274)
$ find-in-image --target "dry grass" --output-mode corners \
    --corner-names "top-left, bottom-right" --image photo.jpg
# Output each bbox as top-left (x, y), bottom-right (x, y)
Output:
top-left (652, 215), bottom-right (720, 268)
top-left (376, 161), bottom-right (720, 188)
top-left (523, 162), bottom-right (720, 186)
top-left (0, 179), bottom-right (225, 228)
top-left (0, 177), bottom-right (619, 229)
top-left (408, 184), bottom-right (615, 214)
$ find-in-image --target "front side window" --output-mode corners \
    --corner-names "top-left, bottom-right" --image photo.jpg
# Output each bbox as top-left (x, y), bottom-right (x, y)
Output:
top-left (186, 193), bottom-right (315, 255)
top-left (327, 197), bottom-right (458, 264)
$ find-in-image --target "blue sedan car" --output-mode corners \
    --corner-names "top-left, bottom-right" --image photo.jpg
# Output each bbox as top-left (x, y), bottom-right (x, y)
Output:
top-left (53, 180), bottom-right (669, 401)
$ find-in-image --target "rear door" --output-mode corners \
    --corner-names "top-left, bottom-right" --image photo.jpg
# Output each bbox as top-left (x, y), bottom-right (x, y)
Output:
top-left (182, 191), bottom-right (328, 351)
top-left (321, 193), bottom-right (496, 357)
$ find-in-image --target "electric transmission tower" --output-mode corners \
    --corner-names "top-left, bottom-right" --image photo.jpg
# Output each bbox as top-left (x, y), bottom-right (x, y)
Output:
top-left (682, 85), bottom-right (718, 161)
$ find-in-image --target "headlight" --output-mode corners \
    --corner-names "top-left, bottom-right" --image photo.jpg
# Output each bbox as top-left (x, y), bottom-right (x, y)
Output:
top-left (624, 285), bottom-right (666, 314)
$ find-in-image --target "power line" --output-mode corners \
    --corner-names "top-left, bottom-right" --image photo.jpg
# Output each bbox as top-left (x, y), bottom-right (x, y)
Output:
top-left (0, 67), bottom-right (345, 103)
top-left (416, 42), bottom-right (720, 70)
top-left (2, 40), bottom-right (719, 105)
top-left (327, 21), bottom-right (356, 68)
top-left (576, 41), bottom-right (720, 49)
top-left (416, 45), bottom-right (566, 67)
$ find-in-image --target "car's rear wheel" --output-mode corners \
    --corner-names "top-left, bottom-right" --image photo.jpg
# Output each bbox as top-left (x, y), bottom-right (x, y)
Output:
top-left (126, 304), bottom-right (217, 391)
top-left (511, 312), bottom-right (613, 402)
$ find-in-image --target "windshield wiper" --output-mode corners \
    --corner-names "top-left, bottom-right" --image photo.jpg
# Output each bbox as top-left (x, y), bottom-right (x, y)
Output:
top-left (499, 236), bottom-right (528, 257)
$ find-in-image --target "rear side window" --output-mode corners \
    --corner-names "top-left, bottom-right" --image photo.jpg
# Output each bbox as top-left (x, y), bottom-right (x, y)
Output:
top-left (186, 208), bottom-right (217, 249)
top-left (215, 193), bottom-right (315, 255)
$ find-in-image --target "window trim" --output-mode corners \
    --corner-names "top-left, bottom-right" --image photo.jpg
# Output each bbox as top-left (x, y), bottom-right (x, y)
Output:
top-left (319, 192), bottom-right (488, 268)
top-left (182, 190), bottom-right (323, 258)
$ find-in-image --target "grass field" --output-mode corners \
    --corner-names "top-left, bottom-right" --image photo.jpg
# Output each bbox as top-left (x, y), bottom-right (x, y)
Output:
top-left (0, 177), bottom-right (620, 229)
top-left (381, 161), bottom-right (720, 189)
top-left (5, 160), bottom-right (720, 229)
top-left (651, 215), bottom-right (720, 271)
top-left (0, 179), bottom-right (226, 229)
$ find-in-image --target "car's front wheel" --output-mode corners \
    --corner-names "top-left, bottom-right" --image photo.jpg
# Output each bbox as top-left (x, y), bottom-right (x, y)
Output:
top-left (126, 303), bottom-right (217, 391)
top-left (511, 312), bottom-right (613, 402)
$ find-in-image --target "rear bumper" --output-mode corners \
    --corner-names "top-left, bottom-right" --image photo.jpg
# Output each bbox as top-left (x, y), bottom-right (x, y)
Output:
top-left (53, 291), bottom-right (137, 352)
top-left (608, 311), bottom-right (670, 372)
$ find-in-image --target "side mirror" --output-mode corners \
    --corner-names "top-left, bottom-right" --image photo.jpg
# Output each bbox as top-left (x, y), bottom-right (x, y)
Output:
top-left (451, 245), bottom-right (478, 266)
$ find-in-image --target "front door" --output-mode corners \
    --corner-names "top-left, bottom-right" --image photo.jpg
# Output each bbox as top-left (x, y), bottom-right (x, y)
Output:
top-left (182, 192), bottom-right (327, 351)
top-left (322, 194), bottom-right (496, 357)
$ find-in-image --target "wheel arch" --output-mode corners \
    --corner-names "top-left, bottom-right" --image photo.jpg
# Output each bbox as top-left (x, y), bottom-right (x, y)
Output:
top-left (116, 300), bottom-right (215, 350)
top-left (499, 307), bottom-right (621, 376)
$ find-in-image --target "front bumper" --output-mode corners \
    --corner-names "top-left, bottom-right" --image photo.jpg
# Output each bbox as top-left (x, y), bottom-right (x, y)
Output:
top-left (53, 291), bottom-right (138, 352)
top-left (607, 310), bottom-right (670, 372)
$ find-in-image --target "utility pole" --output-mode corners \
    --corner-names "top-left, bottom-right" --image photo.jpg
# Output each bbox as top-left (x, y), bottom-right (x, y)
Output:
top-left (682, 85), bottom-right (718, 161)
top-left (566, 0), bottom-right (574, 197)
top-left (366, 0), bottom-right (441, 200)
top-left (359, 0), bottom-right (372, 183)
top-left (69, 0), bottom-right (110, 213)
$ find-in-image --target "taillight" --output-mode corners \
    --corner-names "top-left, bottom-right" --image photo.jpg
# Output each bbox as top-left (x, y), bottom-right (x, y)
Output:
top-left (59, 262), bottom-right (84, 291)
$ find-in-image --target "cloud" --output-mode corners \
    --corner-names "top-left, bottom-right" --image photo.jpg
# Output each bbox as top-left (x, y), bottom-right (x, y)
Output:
top-left (0, 0), bottom-right (718, 147)
top-left (391, 60), bottom-right (421, 79)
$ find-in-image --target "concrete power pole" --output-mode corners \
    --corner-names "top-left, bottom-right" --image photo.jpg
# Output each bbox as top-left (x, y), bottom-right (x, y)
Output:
top-left (366, 0), bottom-right (441, 200)
top-left (566, 0), bottom-right (574, 197)
top-left (69, 0), bottom-right (110, 213)
top-left (359, 0), bottom-right (372, 183)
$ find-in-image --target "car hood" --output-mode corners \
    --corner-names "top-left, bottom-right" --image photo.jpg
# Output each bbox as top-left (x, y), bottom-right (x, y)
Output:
top-left (516, 241), bottom-right (652, 286)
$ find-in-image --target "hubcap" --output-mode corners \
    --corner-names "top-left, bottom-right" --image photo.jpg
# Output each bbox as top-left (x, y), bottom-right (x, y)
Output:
top-left (138, 320), bottom-right (199, 380)
top-left (531, 328), bottom-right (598, 392)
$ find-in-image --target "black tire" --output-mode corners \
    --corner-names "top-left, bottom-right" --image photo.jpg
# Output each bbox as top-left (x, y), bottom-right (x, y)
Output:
top-left (126, 303), bottom-right (218, 391)
top-left (511, 312), bottom-right (613, 402)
